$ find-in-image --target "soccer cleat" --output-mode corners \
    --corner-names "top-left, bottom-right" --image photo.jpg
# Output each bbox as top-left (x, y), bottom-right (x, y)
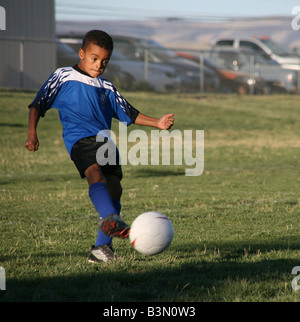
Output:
top-left (88, 244), bottom-right (117, 263)
top-left (99, 214), bottom-right (130, 239)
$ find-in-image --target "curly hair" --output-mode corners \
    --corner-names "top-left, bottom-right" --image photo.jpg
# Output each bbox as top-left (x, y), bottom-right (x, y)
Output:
top-left (81, 30), bottom-right (113, 51)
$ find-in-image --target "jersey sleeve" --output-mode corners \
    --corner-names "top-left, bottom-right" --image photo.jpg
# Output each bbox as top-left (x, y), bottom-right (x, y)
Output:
top-left (110, 85), bottom-right (140, 125)
top-left (28, 68), bottom-right (70, 117)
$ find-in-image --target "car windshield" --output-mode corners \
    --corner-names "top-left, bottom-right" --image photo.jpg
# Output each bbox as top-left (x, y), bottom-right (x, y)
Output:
top-left (260, 39), bottom-right (294, 56)
top-left (111, 50), bottom-right (126, 60)
top-left (57, 42), bottom-right (77, 55)
top-left (140, 39), bottom-right (177, 60)
top-left (114, 38), bottom-right (177, 63)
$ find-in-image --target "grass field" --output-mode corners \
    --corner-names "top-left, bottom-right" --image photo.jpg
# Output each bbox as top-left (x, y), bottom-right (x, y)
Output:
top-left (0, 89), bottom-right (299, 302)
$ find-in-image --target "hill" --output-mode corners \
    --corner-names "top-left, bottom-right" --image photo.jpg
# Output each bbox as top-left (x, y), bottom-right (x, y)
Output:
top-left (57, 16), bottom-right (300, 52)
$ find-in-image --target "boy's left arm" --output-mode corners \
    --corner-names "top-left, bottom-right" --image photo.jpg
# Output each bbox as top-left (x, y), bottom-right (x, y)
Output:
top-left (24, 107), bottom-right (40, 152)
top-left (134, 113), bottom-right (174, 130)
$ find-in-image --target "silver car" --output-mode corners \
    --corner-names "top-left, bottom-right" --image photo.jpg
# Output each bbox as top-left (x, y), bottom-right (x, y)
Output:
top-left (209, 47), bottom-right (298, 93)
top-left (106, 50), bottom-right (181, 93)
top-left (212, 37), bottom-right (300, 67)
top-left (112, 35), bottom-right (220, 93)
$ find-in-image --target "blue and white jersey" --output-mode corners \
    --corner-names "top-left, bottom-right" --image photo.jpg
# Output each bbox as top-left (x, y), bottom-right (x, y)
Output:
top-left (29, 66), bottom-right (140, 155)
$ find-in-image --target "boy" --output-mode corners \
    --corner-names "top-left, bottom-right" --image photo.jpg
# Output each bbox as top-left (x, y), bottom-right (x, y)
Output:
top-left (24, 30), bottom-right (174, 263)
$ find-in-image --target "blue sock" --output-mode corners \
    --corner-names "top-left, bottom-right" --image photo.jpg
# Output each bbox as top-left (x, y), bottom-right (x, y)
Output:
top-left (89, 182), bottom-right (118, 247)
top-left (94, 200), bottom-right (122, 246)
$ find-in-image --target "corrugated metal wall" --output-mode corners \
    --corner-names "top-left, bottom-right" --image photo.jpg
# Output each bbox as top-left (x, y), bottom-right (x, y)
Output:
top-left (0, 0), bottom-right (56, 90)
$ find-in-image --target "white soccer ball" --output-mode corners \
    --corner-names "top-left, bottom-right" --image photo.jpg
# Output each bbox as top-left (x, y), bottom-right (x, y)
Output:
top-left (129, 211), bottom-right (174, 256)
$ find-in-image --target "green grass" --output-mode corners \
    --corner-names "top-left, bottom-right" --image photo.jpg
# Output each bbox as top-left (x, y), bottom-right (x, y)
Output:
top-left (0, 89), bottom-right (299, 302)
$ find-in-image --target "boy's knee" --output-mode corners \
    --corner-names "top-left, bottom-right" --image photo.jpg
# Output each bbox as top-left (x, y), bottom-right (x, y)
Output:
top-left (84, 165), bottom-right (122, 199)
top-left (85, 164), bottom-right (106, 185)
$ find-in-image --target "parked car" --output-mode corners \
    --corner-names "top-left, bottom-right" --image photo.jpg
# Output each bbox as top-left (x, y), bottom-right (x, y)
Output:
top-left (176, 51), bottom-right (268, 94)
top-left (208, 47), bottom-right (298, 93)
top-left (107, 50), bottom-right (181, 92)
top-left (212, 36), bottom-right (300, 68)
top-left (111, 35), bottom-right (220, 92)
top-left (58, 38), bottom-right (181, 93)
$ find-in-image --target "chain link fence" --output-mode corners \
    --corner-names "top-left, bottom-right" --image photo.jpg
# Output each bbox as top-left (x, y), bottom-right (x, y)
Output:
top-left (2, 36), bottom-right (300, 94)
top-left (60, 36), bottom-right (300, 95)
top-left (0, 37), bottom-right (56, 90)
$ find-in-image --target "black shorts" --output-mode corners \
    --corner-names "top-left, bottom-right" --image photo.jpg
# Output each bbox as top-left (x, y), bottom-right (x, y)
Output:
top-left (71, 136), bottom-right (123, 180)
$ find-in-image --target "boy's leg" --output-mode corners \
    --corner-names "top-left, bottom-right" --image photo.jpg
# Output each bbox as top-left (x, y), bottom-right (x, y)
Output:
top-left (71, 137), bottom-right (128, 262)
top-left (85, 164), bottom-right (129, 246)
top-left (106, 174), bottom-right (122, 215)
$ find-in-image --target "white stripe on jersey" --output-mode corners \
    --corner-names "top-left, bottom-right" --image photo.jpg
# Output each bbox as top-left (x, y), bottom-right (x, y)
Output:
top-left (54, 67), bottom-right (114, 90)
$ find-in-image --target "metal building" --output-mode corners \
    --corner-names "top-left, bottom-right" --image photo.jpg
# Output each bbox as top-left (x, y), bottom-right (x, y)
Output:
top-left (0, 0), bottom-right (56, 90)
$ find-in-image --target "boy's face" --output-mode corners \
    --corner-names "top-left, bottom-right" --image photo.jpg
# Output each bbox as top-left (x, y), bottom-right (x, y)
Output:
top-left (78, 43), bottom-right (112, 78)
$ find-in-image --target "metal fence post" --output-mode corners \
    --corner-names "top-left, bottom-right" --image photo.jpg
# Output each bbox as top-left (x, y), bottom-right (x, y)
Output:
top-left (20, 39), bottom-right (24, 89)
top-left (199, 52), bottom-right (204, 93)
top-left (297, 69), bottom-right (300, 94)
top-left (249, 54), bottom-right (255, 95)
top-left (144, 48), bottom-right (149, 84)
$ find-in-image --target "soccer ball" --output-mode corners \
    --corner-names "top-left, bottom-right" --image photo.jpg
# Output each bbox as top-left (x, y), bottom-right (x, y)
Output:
top-left (129, 211), bottom-right (174, 256)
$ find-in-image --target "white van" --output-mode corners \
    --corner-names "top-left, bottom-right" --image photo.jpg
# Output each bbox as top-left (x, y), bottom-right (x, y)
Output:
top-left (212, 37), bottom-right (300, 68)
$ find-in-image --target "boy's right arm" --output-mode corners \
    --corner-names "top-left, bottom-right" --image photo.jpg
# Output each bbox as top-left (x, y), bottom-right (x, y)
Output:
top-left (24, 107), bottom-right (40, 152)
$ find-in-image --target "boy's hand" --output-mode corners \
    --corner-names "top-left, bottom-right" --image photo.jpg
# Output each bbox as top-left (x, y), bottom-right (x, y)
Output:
top-left (157, 113), bottom-right (174, 130)
top-left (24, 134), bottom-right (39, 152)
top-left (134, 112), bottom-right (174, 130)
